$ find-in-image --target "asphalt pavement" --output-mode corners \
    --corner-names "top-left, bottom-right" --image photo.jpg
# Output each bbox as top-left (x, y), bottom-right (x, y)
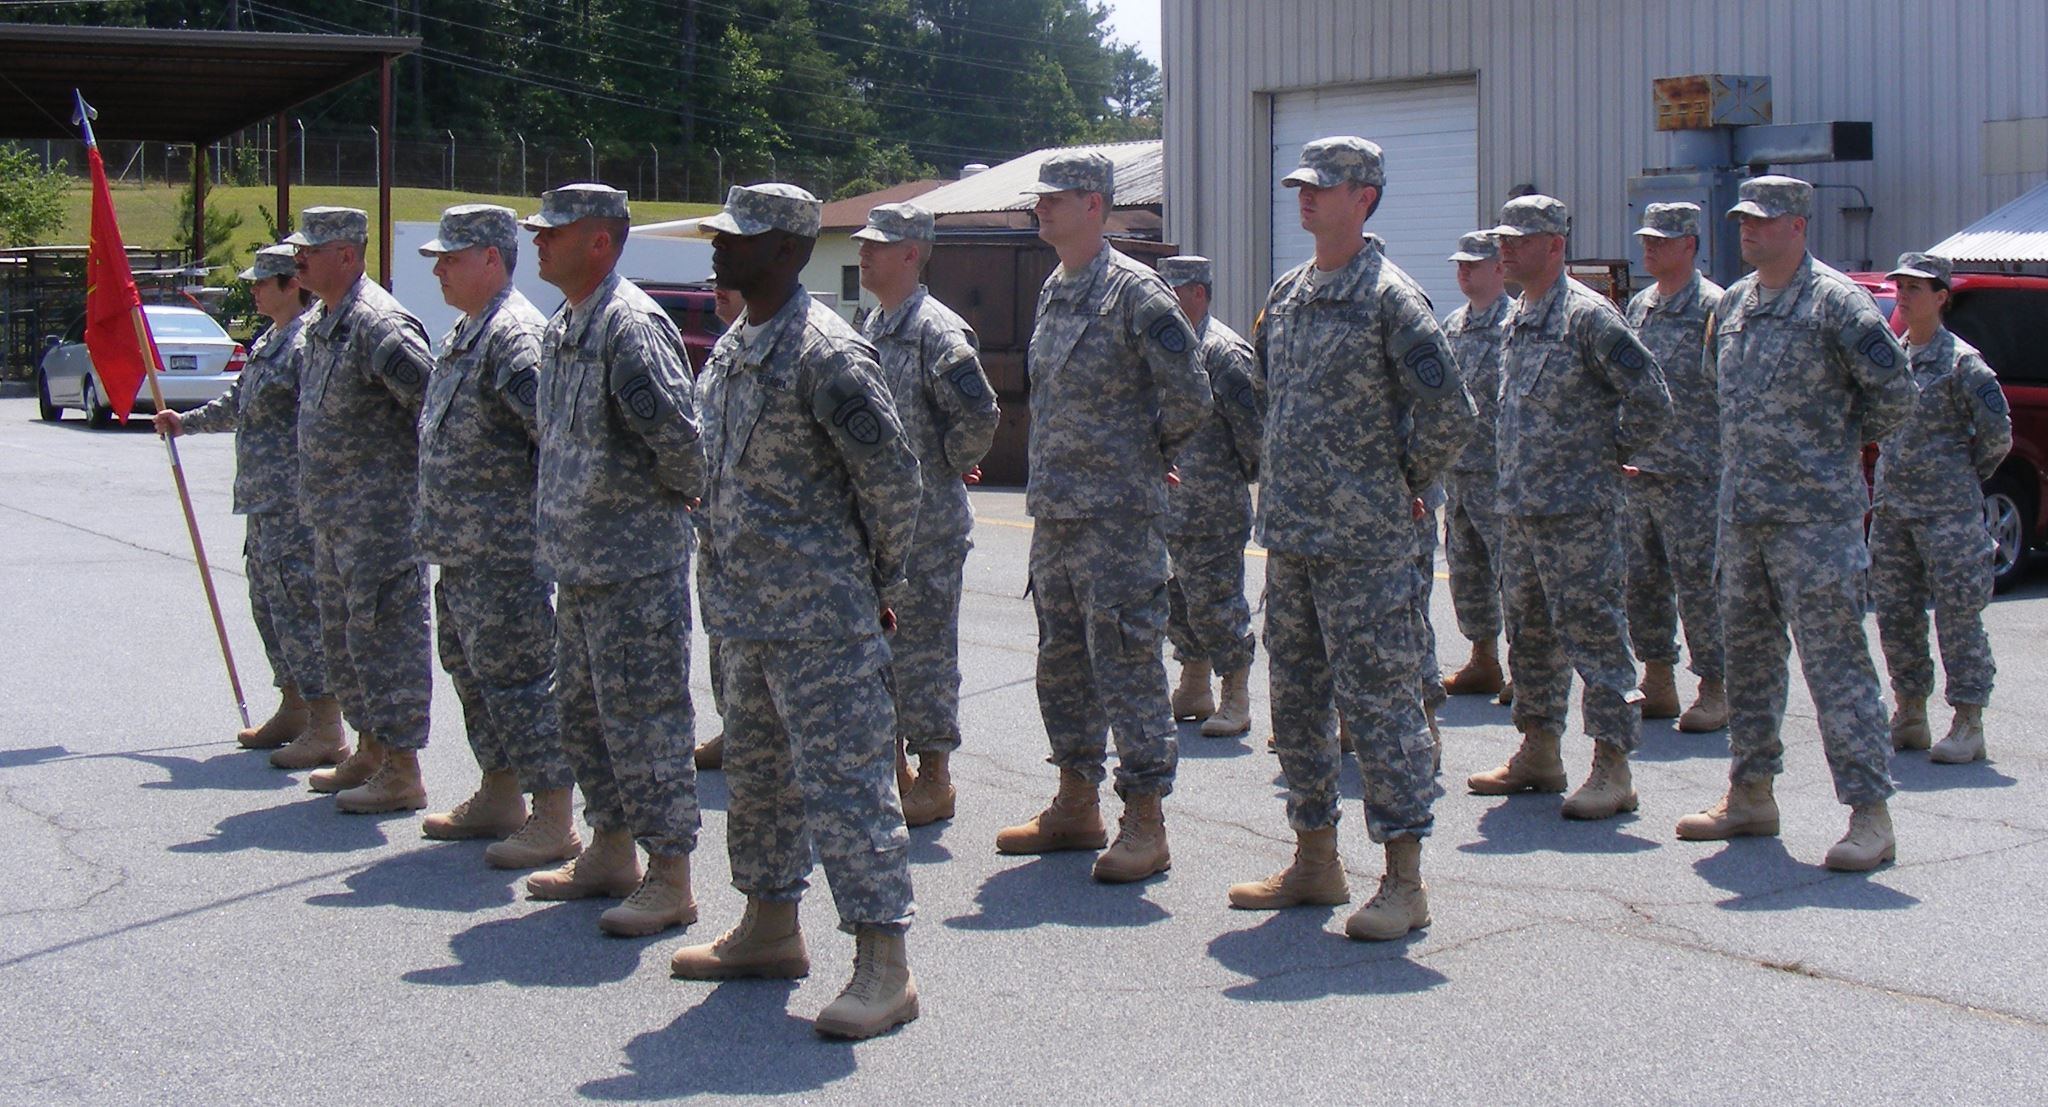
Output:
top-left (2, 383), bottom-right (2045, 1105)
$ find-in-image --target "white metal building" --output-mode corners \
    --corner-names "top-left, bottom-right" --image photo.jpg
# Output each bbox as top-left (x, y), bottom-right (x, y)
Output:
top-left (1162, 0), bottom-right (2048, 330)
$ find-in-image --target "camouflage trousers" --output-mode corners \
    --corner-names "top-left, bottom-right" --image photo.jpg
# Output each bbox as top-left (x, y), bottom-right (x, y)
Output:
top-left (1624, 473), bottom-right (1725, 681)
top-left (1502, 511), bottom-right (1642, 751)
top-left (1444, 470), bottom-right (1505, 643)
top-left (245, 512), bottom-right (326, 698)
top-left (696, 554), bottom-right (726, 722)
top-left (434, 564), bottom-right (572, 793)
top-left (1165, 529), bottom-right (1256, 674)
top-left (311, 527), bottom-right (431, 750)
top-left (1871, 506), bottom-right (1996, 707)
top-left (1721, 520), bottom-right (1894, 806)
top-left (557, 568), bottom-right (699, 855)
top-left (1030, 517), bottom-right (1178, 798)
top-left (1415, 510), bottom-right (1445, 713)
top-left (720, 634), bottom-right (914, 933)
top-left (1265, 551), bottom-right (1441, 842)
top-left (890, 536), bottom-right (971, 756)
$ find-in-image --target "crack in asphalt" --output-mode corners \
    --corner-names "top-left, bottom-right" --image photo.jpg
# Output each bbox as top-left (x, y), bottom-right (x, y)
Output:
top-left (0, 499), bottom-right (245, 581)
top-left (0, 783), bottom-right (131, 923)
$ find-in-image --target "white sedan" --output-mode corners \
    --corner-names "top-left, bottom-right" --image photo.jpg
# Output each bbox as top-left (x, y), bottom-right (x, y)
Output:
top-left (36, 304), bottom-right (247, 427)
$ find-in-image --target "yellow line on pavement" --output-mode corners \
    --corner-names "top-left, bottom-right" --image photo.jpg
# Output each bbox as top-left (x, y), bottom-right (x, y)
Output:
top-left (976, 516), bottom-right (1451, 578)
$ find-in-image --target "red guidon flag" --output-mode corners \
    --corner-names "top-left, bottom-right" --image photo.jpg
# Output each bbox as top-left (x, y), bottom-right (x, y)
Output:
top-left (76, 92), bottom-right (152, 423)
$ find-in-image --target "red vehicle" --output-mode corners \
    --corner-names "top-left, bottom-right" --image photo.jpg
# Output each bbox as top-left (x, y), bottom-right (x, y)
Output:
top-left (1851, 270), bottom-right (2048, 591)
top-left (634, 280), bottom-right (726, 374)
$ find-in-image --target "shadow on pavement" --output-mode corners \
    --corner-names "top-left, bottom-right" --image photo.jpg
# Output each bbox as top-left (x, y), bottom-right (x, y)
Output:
top-left (577, 981), bottom-right (857, 1100)
top-left (908, 829), bottom-right (954, 865)
top-left (942, 855), bottom-right (1170, 931)
top-left (1688, 837), bottom-right (1920, 911)
top-left (305, 842), bottom-right (521, 912)
top-left (1434, 694), bottom-right (1514, 731)
top-left (1891, 754), bottom-right (2019, 792)
top-left (1176, 722), bottom-right (1255, 760)
top-left (692, 768), bottom-right (729, 814)
top-left (1457, 797), bottom-right (1663, 855)
top-left (166, 794), bottom-right (388, 855)
top-left (122, 750), bottom-right (299, 793)
top-left (1630, 722), bottom-right (1730, 763)
top-left (402, 901), bottom-right (656, 988)
top-left (0, 745), bottom-right (70, 770)
top-left (1207, 910), bottom-right (1448, 1001)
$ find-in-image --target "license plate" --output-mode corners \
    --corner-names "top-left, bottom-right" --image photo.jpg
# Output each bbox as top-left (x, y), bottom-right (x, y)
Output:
top-left (170, 355), bottom-right (198, 372)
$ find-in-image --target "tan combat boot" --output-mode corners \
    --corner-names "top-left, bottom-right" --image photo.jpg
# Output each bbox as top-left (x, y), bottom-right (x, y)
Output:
top-left (894, 740), bottom-right (916, 804)
top-left (1442, 639), bottom-right (1505, 696)
top-left (1930, 705), bottom-right (1987, 764)
top-left (336, 747), bottom-right (427, 814)
top-left (308, 732), bottom-right (383, 793)
top-left (1496, 681), bottom-right (1515, 706)
top-left (526, 827), bottom-right (642, 900)
top-left (1890, 696), bottom-right (1930, 751)
top-left (1171, 659), bottom-right (1216, 721)
top-left (1674, 778), bottom-right (1780, 840)
top-left (484, 787), bottom-right (583, 869)
top-left (1339, 714), bottom-right (1355, 754)
top-left (694, 734), bottom-right (724, 771)
top-left (1227, 826), bottom-right (1350, 908)
top-left (813, 927), bottom-right (919, 1040)
top-left (1091, 793), bottom-right (1170, 883)
top-left (1823, 802), bottom-right (1896, 871)
top-left (1560, 742), bottom-right (1639, 820)
top-left (270, 696), bottom-right (348, 770)
top-left (421, 769), bottom-right (526, 840)
top-left (1467, 729), bottom-right (1567, 795)
top-left (238, 684), bottom-right (309, 749)
top-left (670, 898), bottom-right (809, 980)
top-left (1344, 837), bottom-right (1430, 941)
top-left (599, 852), bottom-right (697, 936)
top-left (995, 768), bottom-right (1107, 854)
top-left (1678, 678), bottom-right (1730, 733)
top-left (1639, 661), bottom-right (1681, 719)
top-left (1200, 668), bottom-right (1252, 737)
top-left (901, 751), bottom-right (955, 827)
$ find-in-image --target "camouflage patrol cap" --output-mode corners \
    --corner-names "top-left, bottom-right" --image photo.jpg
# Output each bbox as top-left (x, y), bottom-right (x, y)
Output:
top-left (1887, 251), bottom-right (1953, 288)
top-left (519, 183), bottom-right (630, 230)
top-left (1726, 175), bottom-right (1812, 220)
top-left (238, 243), bottom-right (299, 281)
top-left (1023, 150), bottom-right (1115, 200)
top-left (1281, 136), bottom-right (1386, 190)
top-left (1491, 195), bottom-right (1571, 238)
top-left (850, 201), bottom-right (935, 244)
top-left (1447, 232), bottom-right (1499, 262)
top-left (1634, 201), bottom-right (1703, 239)
top-left (1157, 255), bottom-right (1212, 288)
top-left (419, 204), bottom-right (519, 256)
top-left (283, 206), bottom-right (368, 247)
top-left (697, 183), bottom-right (823, 239)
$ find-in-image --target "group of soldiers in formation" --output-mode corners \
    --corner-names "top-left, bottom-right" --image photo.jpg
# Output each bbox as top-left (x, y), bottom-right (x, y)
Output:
top-left (153, 132), bottom-right (2010, 1041)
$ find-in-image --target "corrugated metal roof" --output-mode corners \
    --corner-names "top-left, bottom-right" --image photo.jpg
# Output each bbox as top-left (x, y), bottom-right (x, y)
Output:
top-left (1930, 181), bottom-right (2048, 267)
top-left (914, 139), bottom-right (1163, 216)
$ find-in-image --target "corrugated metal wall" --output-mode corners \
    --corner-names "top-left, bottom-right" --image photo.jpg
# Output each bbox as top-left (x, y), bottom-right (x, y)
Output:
top-left (1165, 0), bottom-right (2048, 333)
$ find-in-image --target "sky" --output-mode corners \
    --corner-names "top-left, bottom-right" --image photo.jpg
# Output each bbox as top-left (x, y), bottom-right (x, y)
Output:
top-left (1100, 0), bottom-right (1162, 62)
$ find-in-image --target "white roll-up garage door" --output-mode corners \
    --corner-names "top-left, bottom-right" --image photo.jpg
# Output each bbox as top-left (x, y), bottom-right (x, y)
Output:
top-left (1271, 79), bottom-right (1479, 316)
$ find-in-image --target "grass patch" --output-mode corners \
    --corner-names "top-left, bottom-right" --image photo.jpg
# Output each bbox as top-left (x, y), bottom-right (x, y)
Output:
top-left (45, 183), bottom-right (716, 279)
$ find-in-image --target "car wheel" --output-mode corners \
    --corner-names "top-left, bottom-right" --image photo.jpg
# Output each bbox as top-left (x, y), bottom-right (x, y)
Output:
top-left (82, 377), bottom-right (113, 429)
top-left (1983, 471), bottom-right (2033, 593)
top-left (36, 370), bottom-right (61, 422)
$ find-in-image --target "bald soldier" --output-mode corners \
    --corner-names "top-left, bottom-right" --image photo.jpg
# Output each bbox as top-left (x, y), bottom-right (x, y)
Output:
top-left (287, 206), bottom-right (437, 816)
top-left (1676, 176), bottom-right (1917, 870)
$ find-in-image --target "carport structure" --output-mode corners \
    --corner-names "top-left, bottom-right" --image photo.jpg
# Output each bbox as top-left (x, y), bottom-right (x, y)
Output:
top-left (0, 23), bottom-right (418, 285)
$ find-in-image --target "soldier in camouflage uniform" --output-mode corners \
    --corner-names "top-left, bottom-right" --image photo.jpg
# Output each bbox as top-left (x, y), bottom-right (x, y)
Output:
top-left (666, 184), bottom-right (923, 1042)
top-left (1624, 202), bottom-right (1729, 732)
top-left (1439, 231), bottom-right (1514, 700)
top-left (287, 207), bottom-right (437, 816)
top-left (1156, 255), bottom-right (1263, 739)
top-left (1225, 137), bottom-right (1474, 943)
top-left (1467, 195), bottom-right (1671, 822)
top-left (991, 151), bottom-right (1212, 886)
top-left (521, 184), bottom-right (704, 936)
top-left (1675, 176), bottom-right (1918, 871)
top-left (413, 205), bottom-right (580, 870)
top-left (693, 279), bottom-right (746, 775)
top-left (852, 201), bottom-right (1000, 828)
top-left (154, 245), bottom-right (340, 768)
top-left (1872, 251), bottom-right (2010, 765)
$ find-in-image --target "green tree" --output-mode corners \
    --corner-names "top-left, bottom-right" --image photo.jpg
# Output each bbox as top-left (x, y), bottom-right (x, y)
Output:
top-left (0, 146), bottom-right (72, 247)
top-left (173, 182), bottom-right (245, 272)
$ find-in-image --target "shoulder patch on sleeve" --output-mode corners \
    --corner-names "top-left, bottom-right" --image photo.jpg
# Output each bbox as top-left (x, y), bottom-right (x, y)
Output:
top-left (1844, 317), bottom-right (1900, 372)
top-left (1402, 341), bottom-right (1451, 392)
top-left (813, 363), bottom-right (896, 456)
top-left (1605, 331), bottom-right (1649, 375)
top-left (1978, 379), bottom-right (2009, 416)
top-left (1146, 310), bottom-right (1192, 356)
top-left (942, 354), bottom-right (990, 402)
top-left (505, 367), bottom-right (539, 410)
